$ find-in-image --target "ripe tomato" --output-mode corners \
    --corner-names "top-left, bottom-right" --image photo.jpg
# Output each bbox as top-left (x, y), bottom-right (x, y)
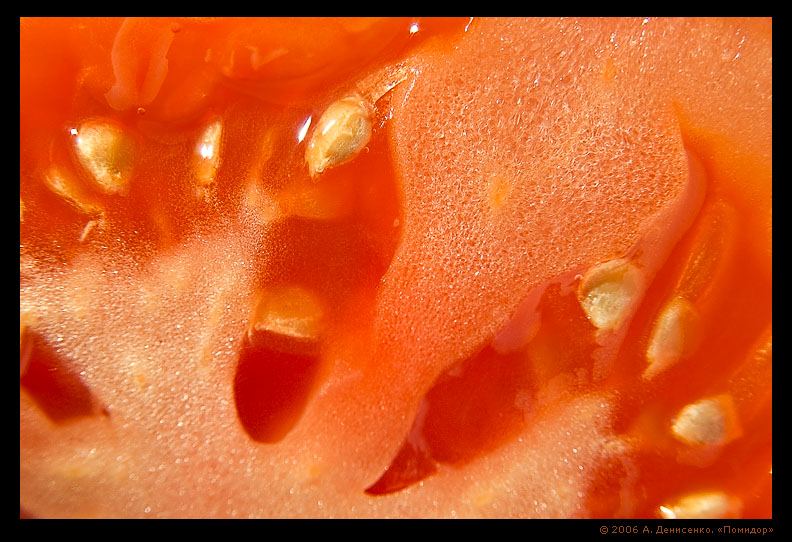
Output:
top-left (20, 17), bottom-right (771, 519)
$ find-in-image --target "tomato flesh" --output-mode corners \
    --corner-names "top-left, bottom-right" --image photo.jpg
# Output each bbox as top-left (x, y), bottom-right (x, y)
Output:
top-left (20, 17), bottom-right (771, 519)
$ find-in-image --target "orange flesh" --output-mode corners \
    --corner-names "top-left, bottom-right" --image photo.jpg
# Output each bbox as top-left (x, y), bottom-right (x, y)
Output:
top-left (20, 17), bottom-right (771, 518)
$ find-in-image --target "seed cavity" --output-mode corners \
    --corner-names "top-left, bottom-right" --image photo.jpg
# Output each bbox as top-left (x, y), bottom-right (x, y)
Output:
top-left (305, 95), bottom-right (372, 178)
top-left (644, 297), bottom-right (699, 380)
top-left (236, 285), bottom-right (325, 443)
top-left (20, 329), bottom-right (105, 424)
top-left (658, 491), bottom-right (741, 519)
top-left (72, 120), bottom-right (135, 195)
top-left (577, 259), bottom-right (643, 332)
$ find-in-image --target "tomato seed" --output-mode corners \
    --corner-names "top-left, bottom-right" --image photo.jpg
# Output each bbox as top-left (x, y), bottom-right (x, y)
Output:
top-left (658, 491), bottom-right (741, 519)
top-left (305, 95), bottom-right (372, 178)
top-left (577, 259), bottom-right (643, 333)
top-left (72, 120), bottom-right (135, 195)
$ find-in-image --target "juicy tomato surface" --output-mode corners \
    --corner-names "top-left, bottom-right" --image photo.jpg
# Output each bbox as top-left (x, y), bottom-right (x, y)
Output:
top-left (20, 17), bottom-right (772, 519)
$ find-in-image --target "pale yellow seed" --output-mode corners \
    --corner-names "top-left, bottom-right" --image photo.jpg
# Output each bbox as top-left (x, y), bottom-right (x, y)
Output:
top-left (305, 96), bottom-right (371, 178)
top-left (671, 395), bottom-right (738, 447)
top-left (250, 285), bottom-right (324, 341)
top-left (20, 311), bottom-right (36, 348)
top-left (578, 259), bottom-right (643, 331)
top-left (192, 119), bottom-right (223, 187)
top-left (78, 218), bottom-right (102, 243)
top-left (644, 297), bottom-right (699, 380)
top-left (73, 120), bottom-right (135, 195)
top-left (658, 491), bottom-right (741, 519)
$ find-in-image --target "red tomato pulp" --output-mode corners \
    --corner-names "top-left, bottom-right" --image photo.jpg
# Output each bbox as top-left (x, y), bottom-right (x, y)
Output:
top-left (20, 17), bottom-right (772, 519)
